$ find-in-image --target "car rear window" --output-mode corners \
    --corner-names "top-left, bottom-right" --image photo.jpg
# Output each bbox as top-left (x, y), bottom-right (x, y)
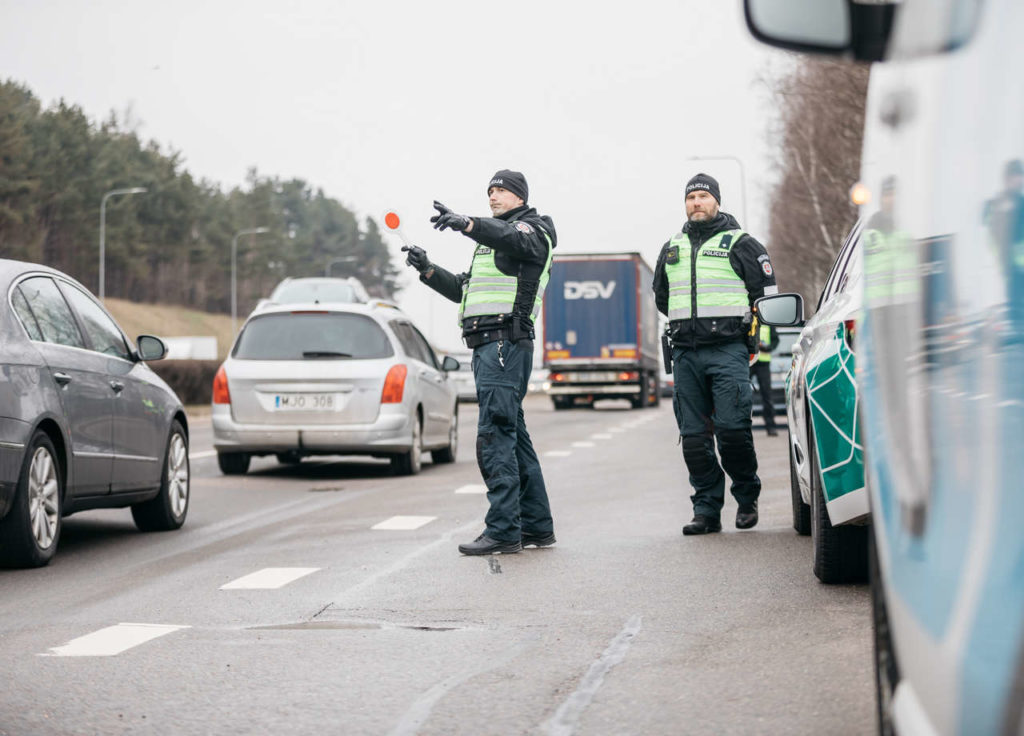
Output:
top-left (233, 312), bottom-right (393, 360)
top-left (272, 281), bottom-right (356, 304)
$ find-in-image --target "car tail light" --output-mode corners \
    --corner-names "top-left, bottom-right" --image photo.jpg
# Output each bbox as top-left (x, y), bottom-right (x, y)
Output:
top-left (843, 319), bottom-right (856, 351)
top-left (381, 364), bottom-right (407, 403)
top-left (212, 364), bottom-right (231, 404)
top-left (618, 371), bottom-right (639, 381)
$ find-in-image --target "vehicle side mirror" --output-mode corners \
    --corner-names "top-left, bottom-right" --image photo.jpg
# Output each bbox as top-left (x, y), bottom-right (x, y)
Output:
top-left (755, 294), bottom-right (805, 326)
top-left (136, 335), bottom-right (168, 361)
top-left (744, 0), bottom-right (896, 62)
top-left (441, 355), bottom-right (460, 373)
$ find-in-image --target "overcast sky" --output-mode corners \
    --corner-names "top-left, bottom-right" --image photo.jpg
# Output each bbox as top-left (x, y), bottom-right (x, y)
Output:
top-left (0, 0), bottom-right (791, 351)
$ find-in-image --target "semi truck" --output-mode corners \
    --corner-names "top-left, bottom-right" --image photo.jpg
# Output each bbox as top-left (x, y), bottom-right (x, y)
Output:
top-left (542, 252), bottom-right (660, 410)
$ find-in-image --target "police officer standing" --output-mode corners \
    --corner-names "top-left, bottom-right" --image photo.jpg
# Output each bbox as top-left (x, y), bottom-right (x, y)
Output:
top-left (653, 173), bottom-right (778, 535)
top-left (749, 323), bottom-right (779, 436)
top-left (402, 170), bottom-right (557, 555)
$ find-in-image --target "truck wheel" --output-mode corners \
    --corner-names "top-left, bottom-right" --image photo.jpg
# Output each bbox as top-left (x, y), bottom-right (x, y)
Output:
top-left (0, 431), bottom-right (63, 568)
top-left (552, 396), bottom-right (572, 410)
top-left (809, 430), bottom-right (868, 583)
top-left (630, 376), bottom-right (647, 409)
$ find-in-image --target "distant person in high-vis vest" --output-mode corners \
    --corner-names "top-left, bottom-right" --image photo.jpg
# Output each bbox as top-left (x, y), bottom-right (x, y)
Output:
top-left (653, 173), bottom-right (778, 536)
top-left (402, 170), bottom-right (557, 556)
top-left (749, 323), bottom-right (779, 436)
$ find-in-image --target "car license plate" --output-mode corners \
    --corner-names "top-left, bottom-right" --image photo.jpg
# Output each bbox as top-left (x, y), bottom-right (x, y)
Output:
top-left (275, 393), bottom-right (335, 411)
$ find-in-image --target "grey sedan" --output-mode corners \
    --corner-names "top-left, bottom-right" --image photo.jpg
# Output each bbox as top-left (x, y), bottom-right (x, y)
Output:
top-left (0, 259), bottom-right (189, 568)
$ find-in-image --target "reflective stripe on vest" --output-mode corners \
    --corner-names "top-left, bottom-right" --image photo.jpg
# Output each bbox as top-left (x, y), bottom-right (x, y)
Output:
top-left (665, 229), bottom-right (748, 320)
top-left (758, 324), bottom-right (772, 362)
top-left (458, 228), bottom-right (554, 325)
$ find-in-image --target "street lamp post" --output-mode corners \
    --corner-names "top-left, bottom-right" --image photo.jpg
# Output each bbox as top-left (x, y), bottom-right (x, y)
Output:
top-left (324, 256), bottom-right (357, 277)
top-left (685, 155), bottom-right (748, 227)
top-left (99, 187), bottom-right (147, 299)
top-left (232, 227), bottom-right (271, 335)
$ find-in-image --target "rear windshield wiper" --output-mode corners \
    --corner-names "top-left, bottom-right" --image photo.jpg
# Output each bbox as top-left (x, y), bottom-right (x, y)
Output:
top-left (302, 351), bottom-right (353, 358)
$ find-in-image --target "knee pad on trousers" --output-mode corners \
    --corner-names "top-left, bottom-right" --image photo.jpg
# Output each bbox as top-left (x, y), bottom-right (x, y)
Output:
top-left (682, 434), bottom-right (717, 477)
top-left (718, 428), bottom-right (757, 478)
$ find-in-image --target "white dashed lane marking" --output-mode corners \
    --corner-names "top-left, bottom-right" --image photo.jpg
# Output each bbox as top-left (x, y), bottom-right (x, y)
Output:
top-left (220, 567), bottom-right (321, 590)
top-left (454, 484), bottom-right (487, 494)
top-left (42, 623), bottom-right (190, 657)
top-left (189, 450), bottom-right (217, 460)
top-left (571, 442), bottom-right (595, 448)
top-left (591, 433), bottom-right (613, 440)
top-left (372, 515), bottom-right (437, 531)
top-left (544, 451), bottom-right (572, 458)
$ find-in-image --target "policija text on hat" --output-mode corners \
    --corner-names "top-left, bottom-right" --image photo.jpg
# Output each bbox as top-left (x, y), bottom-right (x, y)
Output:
top-left (652, 173), bottom-right (779, 535)
top-left (402, 170), bottom-right (557, 556)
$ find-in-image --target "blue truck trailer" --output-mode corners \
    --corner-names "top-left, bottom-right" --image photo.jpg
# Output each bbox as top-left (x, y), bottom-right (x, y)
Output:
top-left (542, 252), bottom-right (660, 410)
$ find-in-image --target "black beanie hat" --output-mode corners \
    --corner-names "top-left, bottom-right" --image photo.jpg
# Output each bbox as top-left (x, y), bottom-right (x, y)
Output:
top-left (685, 172), bottom-right (720, 204)
top-left (487, 169), bottom-right (529, 204)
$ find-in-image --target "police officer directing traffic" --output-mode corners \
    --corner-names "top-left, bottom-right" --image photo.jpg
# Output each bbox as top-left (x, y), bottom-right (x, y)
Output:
top-left (402, 170), bottom-right (557, 555)
top-left (653, 173), bottom-right (778, 535)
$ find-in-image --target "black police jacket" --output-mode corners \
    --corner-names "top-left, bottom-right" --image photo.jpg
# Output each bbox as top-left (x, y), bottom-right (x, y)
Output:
top-left (420, 204), bottom-right (557, 341)
top-left (653, 211), bottom-right (776, 348)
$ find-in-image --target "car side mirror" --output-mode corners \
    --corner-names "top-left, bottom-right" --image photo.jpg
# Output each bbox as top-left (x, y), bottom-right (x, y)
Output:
top-left (136, 335), bottom-right (168, 361)
top-left (441, 355), bottom-right (460, 373)
top-left (744, 0), bottom-right (897, 62)
top-left (755, 293), bottom-right (805, 326)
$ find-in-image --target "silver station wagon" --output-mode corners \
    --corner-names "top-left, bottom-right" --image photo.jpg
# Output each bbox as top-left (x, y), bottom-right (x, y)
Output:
top-left (211, 301), bottom-right (460, 475)
top-left (0, 259), bottom-right (190, 568)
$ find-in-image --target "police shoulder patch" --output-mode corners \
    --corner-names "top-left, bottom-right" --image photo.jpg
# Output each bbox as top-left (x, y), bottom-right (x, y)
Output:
top-left (761, 260), bottom-right (774, 276)
top-left (514, 222), bottom-right (534, 234)
top-left (757, 253), bottom-right (771, 263)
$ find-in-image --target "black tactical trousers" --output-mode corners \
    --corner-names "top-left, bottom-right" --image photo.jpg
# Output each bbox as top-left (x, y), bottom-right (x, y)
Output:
top-left (472, 339), bottom-right (554, 542)
top-left (672, 341), bottom-right (761, 519)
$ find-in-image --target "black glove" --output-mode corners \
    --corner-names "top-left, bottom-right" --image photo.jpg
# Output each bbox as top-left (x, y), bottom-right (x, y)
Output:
top-left (430, 200), bottom-right (471, 232)
top-left (402, 245), bottom-right (431, 273)
top-left (759, 342), bottom-right (770, 352)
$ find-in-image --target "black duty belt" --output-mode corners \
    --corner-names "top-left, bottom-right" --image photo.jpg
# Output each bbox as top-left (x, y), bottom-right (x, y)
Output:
top-left (464, 328), bottom-right (512, 349)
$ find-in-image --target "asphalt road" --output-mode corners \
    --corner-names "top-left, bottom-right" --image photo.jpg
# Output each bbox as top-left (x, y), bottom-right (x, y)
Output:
top-left (0, 395), bottom-right (874, 736)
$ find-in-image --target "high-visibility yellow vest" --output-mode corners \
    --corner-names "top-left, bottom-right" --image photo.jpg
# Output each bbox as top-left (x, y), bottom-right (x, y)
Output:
top-left (458, 227), bottom-right (553, 326)
top-left (758, 324), bottom-right (772, 362)
top-left (666, 229), bottom-right (749, 321)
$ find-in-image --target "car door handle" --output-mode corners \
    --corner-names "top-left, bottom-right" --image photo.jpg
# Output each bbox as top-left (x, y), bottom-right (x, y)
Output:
top-left (53, 371), bottom-right (72, 386)
top-left (109, 380), bottom-right (125, 393)
top-left (419, 370), bottom-right (443, 384)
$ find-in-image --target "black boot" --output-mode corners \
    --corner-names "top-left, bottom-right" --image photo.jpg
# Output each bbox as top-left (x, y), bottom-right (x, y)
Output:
top-left (682, 515), bottom-right (722, 536)
top-left (736, 502), bottom-right (759, 529)
top-left (458, 534), bottom-right (522, 555)
top-left (522, 531), bottom-right (557, 548)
